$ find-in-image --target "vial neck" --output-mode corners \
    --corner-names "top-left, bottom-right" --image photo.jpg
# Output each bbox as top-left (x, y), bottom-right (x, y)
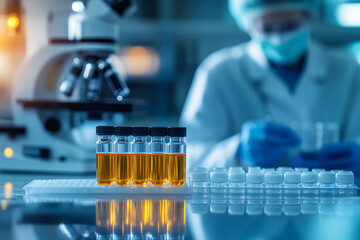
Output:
top-left (151, 136), bottom-right (164, 142)
top-left (170, 137), bottom-right (184, 143)
top-left (98, 135), bottom-right (112, 141)
top-left (134, 136), bottom-right (146, 142)
top-left (116, 136), bottom-right (128, 141)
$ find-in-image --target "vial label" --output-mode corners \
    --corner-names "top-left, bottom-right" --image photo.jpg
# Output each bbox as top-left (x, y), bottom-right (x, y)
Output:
top-left (168, 154), bottom-right (186, 186)
top-left (150, 154), bottom-right (168, 186)
top-left (114, 154), bottom-right (131, 186)
top-left (131, 154), bottom-right (150, 186)
top-left (96, 153), bottom-right (113, 185)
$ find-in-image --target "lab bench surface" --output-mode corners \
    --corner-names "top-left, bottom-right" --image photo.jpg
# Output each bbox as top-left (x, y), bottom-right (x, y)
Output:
top-left (1, 172), bottom-right (360, 240)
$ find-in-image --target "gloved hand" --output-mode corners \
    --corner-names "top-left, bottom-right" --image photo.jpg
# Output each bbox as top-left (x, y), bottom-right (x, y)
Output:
top-left (240, 121), bottom-right (300, 167)
top-left (290, 142), bottom-right (360, 174)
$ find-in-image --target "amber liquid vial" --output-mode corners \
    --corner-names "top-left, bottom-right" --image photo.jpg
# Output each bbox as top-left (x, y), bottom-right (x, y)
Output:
top-left (168, 154), bottom-right (186, 186)
top-left (150, 154), bottom-right (168, 186)
top-left (114, 154), bottom-right (131, 185)
top-left (132, 154), bottom-right (150, 186)
top-left (96, 153), bottom-right (113, 185)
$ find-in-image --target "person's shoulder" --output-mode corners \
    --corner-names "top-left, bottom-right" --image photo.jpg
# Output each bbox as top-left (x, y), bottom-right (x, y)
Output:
top-left (314, 42), bottom-right (358, 68)
top-left (198, 42), bottom-right (249, 72)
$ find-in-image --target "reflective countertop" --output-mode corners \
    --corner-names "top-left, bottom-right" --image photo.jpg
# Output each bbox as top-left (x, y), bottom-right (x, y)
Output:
top-left (1, 173), bottom-right (360, 240)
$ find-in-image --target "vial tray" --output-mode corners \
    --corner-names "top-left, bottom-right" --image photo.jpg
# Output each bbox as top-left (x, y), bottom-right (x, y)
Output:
top-left (24, 179), bottom-right (191, 197)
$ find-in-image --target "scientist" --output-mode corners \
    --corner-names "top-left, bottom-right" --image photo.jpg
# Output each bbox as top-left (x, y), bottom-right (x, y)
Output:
top-left (180, 0), bottom-right (360, 174)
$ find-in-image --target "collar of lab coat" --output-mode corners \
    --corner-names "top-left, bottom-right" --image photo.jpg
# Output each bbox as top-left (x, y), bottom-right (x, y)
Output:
top-left (243, 40), bottom-right (327, 84)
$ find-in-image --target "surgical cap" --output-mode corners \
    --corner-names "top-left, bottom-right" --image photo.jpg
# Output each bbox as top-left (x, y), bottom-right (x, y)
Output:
top-left (229, 0), bottom-right (319, 31)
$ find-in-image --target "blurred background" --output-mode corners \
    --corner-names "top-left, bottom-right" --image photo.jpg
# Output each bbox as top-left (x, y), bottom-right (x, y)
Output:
top-left (1, 0), bottom-right (360, 125)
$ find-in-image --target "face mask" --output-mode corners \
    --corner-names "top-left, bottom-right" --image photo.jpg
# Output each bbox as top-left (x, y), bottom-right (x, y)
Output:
top-left (254, 26), bottom-right (310, 65)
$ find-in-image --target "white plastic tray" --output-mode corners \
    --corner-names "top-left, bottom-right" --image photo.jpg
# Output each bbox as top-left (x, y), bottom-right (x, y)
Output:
top-left (24, 179), bottom-right (191, 196)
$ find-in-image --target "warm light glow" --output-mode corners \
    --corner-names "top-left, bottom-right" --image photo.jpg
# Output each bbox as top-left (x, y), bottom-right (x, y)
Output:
top-left (5, 15), bottom-right (19, 30)
top-left (121, 46), bottom-right (161, 77)
top-left (4, 182), bottom-right (12, 199)
top-left (3, 147), bottom-right (13, 158)
top-left (1, 200), bottom-right (7, 210)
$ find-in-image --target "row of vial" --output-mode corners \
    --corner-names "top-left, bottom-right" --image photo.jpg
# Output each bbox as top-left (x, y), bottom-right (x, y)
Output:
top-left (190, 166), bottom-right (356, 189)
top-left (96, 126), bottom-right (186, 186)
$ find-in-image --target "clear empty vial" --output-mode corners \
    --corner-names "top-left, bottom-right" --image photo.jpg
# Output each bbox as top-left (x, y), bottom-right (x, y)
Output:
top-left (210, 167), bottom-right (228, 194)
top-left (130, 126), bottom-right (150, 186)
top-left (148, 127), bottom-right (168, 186)
top-left (190, 167), bottom-right (210, 205)
top-left (228, 167), bottom-right (246, 205)
top-left (301, 171), bottom-right (319, 200)
top-left (336, 171), bottom-right (356, 197)
top-left (246, 171), bottom-right (264, 202)
top-left (318, 171), bottom-right (336, 198)
top-left (264, 172), bottom-right (283, 200)
top-left (113, 126), bottom-right (131, 186)
top-left (284, 172), bottom-right (301, 201)
top-left (96, 126), bottom-right (114, 186)
top-left (167, 127), bottom-right (187, 186)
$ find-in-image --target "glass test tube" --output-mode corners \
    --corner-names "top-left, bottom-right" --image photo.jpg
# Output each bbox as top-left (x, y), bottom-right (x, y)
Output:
top-left (148, 127), bottom-right (168, 186)
top-left (167, 127), bottom-right (187, 186)
top-left (114, 126), bottom-right (132, 186)
top-left (131, 126), bottom-right (150, 186)
top-left (96, 126), bottom-right (114, 186)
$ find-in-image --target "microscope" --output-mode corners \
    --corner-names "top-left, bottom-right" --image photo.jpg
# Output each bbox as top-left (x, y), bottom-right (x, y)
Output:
top-left (0, 0), bottom-right (144, 173)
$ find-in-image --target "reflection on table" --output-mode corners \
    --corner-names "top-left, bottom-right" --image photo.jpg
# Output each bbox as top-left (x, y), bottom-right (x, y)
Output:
top-left (96, 199), bottom-right (186, 240)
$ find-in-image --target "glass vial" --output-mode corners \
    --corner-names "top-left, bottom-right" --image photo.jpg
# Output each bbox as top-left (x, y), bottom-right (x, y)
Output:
top-left (113, 126), bottom-right (131, 186)
top-left (167, 127), bottom-right (187, 186)
top-left (148, 127), bottom-right (168, 186)
top-left (96, 126), bottom-right (114, 186)
top-left (130, 126), bottom-right (149, 186)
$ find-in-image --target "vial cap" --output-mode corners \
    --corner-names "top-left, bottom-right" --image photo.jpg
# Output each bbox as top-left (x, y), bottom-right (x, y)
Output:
top-left (96, 125), bottom-right (114, 135)
top-left (336, 171), bottom-right (354, 184)
top-left (284, 172), bottom-right (301, 184)
top-left (295, 167), bottom-right (309, 173)
top-left (264, 172), bottom-right (283, 184)
top-left (246, 172), bottom-right (264, 184)
top-left (261, 168), bottom-right (276, 173)
top-left (149, 127), bottom-right (167, 136)
top-left (190, 168), bottom-right (209, 182)
top-left (210, 168), bottom-right (227, 182)
top-left (312, 168), bottom-right (325, 173)
top-left (228, 167), bottom-right (245, 183)
top-left (276, 167), bottom-right (294, 173)
top-left (131, 126), bottom-right (149, 136)
top-left (248, 166), bottom-right (261, 173)
top-left (301, 172), bottom-right (317, 183)
top-left (114, 126), bottom-right (131, 136)
top-left (167, 127), bottom-right (186, 137)
top-left (318, 171), bottom-right (335, 184)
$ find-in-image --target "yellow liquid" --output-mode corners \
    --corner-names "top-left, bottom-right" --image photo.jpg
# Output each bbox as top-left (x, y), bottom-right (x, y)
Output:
top-left (168, 154), bottom-right (186, 186)
top-left (131, 154), bottom-right (150, 186)
top-left (167, 200), bottom-right (186, 235)
top-left (150, 154), bottom-right (168, 186)
top-left (96, 153), bottom-right (113, 185)
top-left (114, 154), bottom-right (131, 185)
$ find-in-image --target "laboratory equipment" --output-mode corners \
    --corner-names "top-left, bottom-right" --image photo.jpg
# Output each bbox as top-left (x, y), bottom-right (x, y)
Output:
top-left (318, 171), bottom-right (336, 198)
top-left (264, 172), bottom-right (283, 200)
top-left (96, 126), bottom-right (114, 186)
top-left (295, 122), bottom-right (339, 156)
top-left (301, 171), bottom-right (319, 199)
top-left (130, 126), bottom-right (149, 186)
top-left (0, 0), bottom-right (146, 173)
top-left (283, 172), bottom-right (301, 200)
top-left (167, 127), bottom-right (187, 186)
top-left (210, 167), bottom-right (228, 194)
top-left (113, 126), bottom-right (131, 186)
top-left (336, 171), bottom-right (356, 197)
top-left (148, 127), bottom-right (168, 186)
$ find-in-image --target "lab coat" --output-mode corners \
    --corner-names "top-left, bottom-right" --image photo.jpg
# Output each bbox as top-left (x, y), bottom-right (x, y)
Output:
top-left (180, 41), bottom-right (360, 173)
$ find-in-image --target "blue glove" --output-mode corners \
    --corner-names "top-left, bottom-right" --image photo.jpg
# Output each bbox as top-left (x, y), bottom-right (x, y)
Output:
top-left (291, 142), bottom-right (360, 174)
top-left (240, 121), bottom-right (300, 167)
